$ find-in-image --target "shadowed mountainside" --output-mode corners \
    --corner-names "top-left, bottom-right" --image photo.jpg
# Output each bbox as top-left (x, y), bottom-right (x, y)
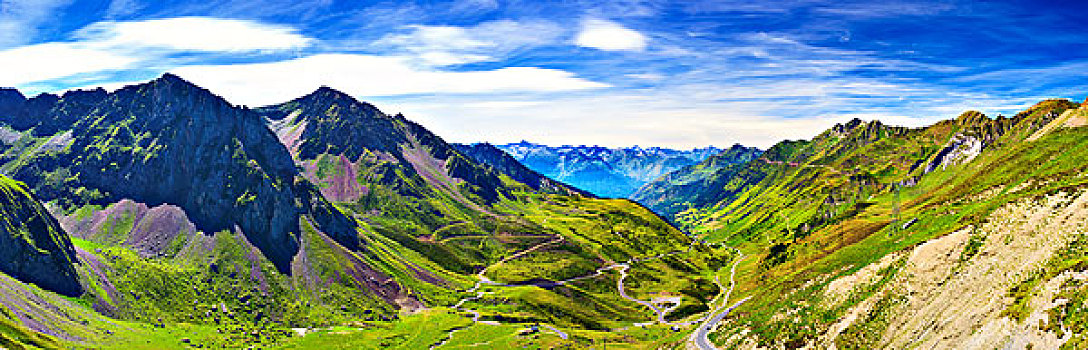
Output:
top-left (1, 74), bottom-right (357, 273)
top-left (0, 175), bottom-right (82, 297)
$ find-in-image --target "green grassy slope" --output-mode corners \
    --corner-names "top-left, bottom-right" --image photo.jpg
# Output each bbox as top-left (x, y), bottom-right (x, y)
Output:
top-left (0, 77), bottom-right (718, 348)
top-left (258, 86), bottom-right (721, 329)
top-left (665, 99), bottom-right (1088, 347)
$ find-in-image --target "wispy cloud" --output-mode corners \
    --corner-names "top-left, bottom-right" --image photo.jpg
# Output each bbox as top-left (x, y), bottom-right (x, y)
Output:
top-left (950, 61), bottom-right (1088, 95)
top-left (0, 0), bottom-right (72, 48)
top-left (374, 19), bottom-right (565, 65)
top-left (809, 1), bottom-right (956, 18)
top-left (104, 0), bottom-right (142, 18)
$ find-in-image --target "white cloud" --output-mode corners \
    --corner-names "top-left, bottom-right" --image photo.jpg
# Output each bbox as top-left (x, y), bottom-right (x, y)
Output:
top-left (170, 54), bottom-right (609, 106)
top-left (0, 43), bottom-right (137, 87)
top-left (575, 18), bottom-right (648, 51)
top-left (0, 17), bottom-right (316, 87)
top-left (415, 51), bottom-right (493, 66)
top-left (382, 25), bottom-right (493, 51)
top-left (76, 17), bottom-right (312, 52)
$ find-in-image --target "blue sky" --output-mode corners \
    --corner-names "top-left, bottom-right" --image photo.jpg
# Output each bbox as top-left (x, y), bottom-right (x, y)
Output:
top-left (1, 0), bottom-right (1086, 148)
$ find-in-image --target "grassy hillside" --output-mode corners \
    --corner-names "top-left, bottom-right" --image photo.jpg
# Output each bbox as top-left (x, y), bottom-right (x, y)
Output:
top-left (258, 87), bottom-right (722, 331)
top-left (667, 99), bottom-right (1088, 347)
top-left (0, 76), bottom-right (719, 348)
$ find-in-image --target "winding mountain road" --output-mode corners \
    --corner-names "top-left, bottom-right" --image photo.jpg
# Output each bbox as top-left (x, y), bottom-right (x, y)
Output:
top-left (614, 264), bottom-right (661, 316)
top-left (433, 237), bottom-right (567, 348)
top-left (435, 236), bottom-right (709, 348)
top-left (691, 254), bottom-right (748, 350)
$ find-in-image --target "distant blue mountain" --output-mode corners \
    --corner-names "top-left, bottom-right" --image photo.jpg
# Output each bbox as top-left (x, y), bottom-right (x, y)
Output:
top-left (492, 141), bottom-right (747, 198)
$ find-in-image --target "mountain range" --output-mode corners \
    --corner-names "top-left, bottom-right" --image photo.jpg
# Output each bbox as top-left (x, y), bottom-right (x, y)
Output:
top-left (1, 73), bottom-right (1088, 349)
top-left (493, 141), bottom-right (758, 198)
top-left (0, 74), bottom-right (721, 349)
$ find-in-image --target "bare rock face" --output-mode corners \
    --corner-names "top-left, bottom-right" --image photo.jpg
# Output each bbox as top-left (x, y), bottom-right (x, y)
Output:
top-left (922, 133), bottom-right (984, 174)
top-left (0, 176), bottom-right (82, 297)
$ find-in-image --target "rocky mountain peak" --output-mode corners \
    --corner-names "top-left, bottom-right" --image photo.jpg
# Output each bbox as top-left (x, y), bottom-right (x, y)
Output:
top-left (261, 86), bottom-right (406, 161)
top-left (831, 118), bottom-right (865, 135)
top-left (101, 73), bottom-right (245, 127)
top-left (150, 73), bottom-right (218, 98)
top-left (277, 86), bottom-right (387, 124)
top-left (309, 86), bottom-right (353, 99)
top-left (154, 72), bottom-right (190, 86)
top-left (27, 92), bottom-right (60, 109)
top-left (955, 110), bottom-right (988, 126)
top-left (727, 143), bottom-right (749, 151)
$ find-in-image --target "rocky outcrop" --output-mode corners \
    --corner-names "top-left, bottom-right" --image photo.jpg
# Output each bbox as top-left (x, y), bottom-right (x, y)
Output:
top-left (0, 90), bottom-right (96, 135)
top-left (0, 175), bottom-right (82, 297)
top-left (58, 199), bottom-right (200, 258)
top-left (922, 133), bottom-right (984, 173)
top-left (825, 119), bottom-right (908, 147)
